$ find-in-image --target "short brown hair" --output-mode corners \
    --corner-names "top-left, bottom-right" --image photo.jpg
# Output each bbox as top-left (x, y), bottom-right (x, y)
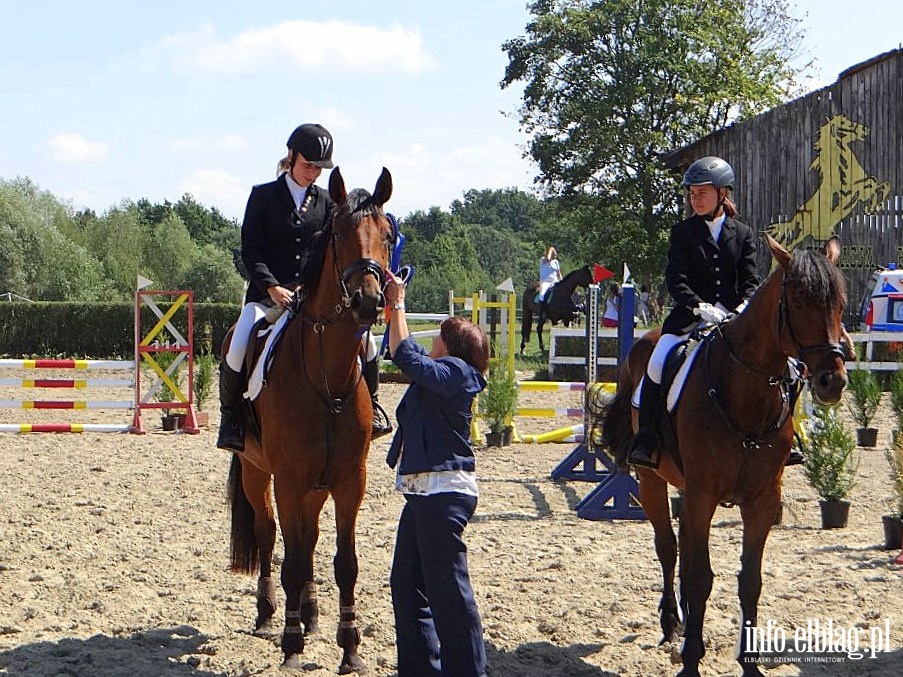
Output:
top-left (440, 316), bottom-right (490, 374)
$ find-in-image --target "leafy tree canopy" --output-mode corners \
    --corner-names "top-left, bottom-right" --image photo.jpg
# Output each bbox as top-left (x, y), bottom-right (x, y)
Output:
top-left (501, 0), bottom-right (810, 279)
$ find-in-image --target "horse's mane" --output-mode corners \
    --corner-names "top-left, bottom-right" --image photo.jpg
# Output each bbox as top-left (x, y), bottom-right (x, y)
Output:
top-left (337, 188), bottom-right (383, 225)
top-left (789, 249), bottom-right (847, 311)
top-left (558, 265), bottom-right (591, 292)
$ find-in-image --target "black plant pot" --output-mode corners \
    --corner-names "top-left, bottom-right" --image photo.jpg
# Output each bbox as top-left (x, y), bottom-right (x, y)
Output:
top-left (670, 494), bottom-right (683, 520)
top-left (856, 427), bottom-right (879, 447)
top-left (819, 499), bottom-right (851, 529)
top-left (485, 426), bottom-right (513, 447)
top-left (161, 414), bottom-right (179, 431)
top-left (882, 514), bottom-right (903, 550)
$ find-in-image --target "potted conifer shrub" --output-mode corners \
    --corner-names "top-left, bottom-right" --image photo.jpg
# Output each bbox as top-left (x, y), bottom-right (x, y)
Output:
top-left (480, 357), bottom-right (518, 447)
top-left (882, 439), bottom-right (903, 549)
top-left (803, 404), bottom-right (859, 529)
top-left (846, 368), bottom-right (882, 447)
top-left (191, 349), bottom-right (215, 427)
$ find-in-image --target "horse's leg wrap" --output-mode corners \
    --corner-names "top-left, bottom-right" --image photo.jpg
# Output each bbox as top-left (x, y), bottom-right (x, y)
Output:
top-left (336, 604), bottom-right (361, 647)
top-left (255, 576), bottom-right (278, 630)
top-left (300, 581), bottom-right (320, 635)
top-left (282, 609), bottom-right (305, 656)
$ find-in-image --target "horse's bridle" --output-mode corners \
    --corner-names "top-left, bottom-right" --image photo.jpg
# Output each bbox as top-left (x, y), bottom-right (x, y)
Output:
top-left (777, 274), bottom-right (846, 370)
top-left (326, 209), bottom-right (398, 321)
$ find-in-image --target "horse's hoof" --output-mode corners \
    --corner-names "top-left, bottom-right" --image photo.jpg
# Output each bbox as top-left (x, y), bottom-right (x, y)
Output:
top-left (282, 653), bottom-right (302, 669)
top-left (338, 652), bottom-right (367, 675)
top-left (253, 616), bottom-right (277, 636)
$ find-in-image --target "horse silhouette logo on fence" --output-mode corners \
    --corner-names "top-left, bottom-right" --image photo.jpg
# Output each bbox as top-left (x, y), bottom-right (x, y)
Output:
top-left (768, 114), bottom-right (890, 249)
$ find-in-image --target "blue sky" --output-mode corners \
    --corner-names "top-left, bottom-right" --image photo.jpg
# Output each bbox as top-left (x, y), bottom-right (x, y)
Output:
top-left (1, 1), bottom-right (900, 222)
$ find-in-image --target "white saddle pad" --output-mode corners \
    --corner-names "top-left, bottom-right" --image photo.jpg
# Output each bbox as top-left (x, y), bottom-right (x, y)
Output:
top-left (245, 310), bottom-right (291, 401)
top-left (631, 340), bottom-right (704, 414)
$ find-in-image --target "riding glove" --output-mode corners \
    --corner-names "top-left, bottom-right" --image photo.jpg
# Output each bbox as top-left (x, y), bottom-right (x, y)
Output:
top-left (694, 302), bottom-right (729, 325)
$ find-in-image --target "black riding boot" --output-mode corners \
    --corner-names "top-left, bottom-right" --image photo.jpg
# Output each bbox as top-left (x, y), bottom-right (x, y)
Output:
top-left (627, 378), bottom-right (663, 468)
top-left (363, 356), bottom-right (393, 440)
top-left (216, 362), bottom-right (246, 452)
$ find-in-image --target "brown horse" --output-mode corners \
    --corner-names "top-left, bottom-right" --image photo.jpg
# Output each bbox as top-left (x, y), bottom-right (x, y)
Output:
top-left (226, 167), bottom-right (395, 672)
top-left (598, 234), bottom-right (847, 677)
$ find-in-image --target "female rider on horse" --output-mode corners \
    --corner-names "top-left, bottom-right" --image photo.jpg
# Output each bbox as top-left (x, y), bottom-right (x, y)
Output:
top-left (217, 123), bottom-right (390, 452)
top-left (628, 156), bottom-right (760, 468)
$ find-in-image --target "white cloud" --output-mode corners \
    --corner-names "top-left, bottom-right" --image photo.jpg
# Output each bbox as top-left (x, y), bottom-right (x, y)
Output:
top-left (180, 168), bottom-right (247, 219)
top-left (167, 134), bottom-right (251, 153)
top-left (48, 133), bottom-right (110, 164)
top-left (337, 137), bottom-right (536, 216)
top-left (162, 20), bottom-right (435, 74)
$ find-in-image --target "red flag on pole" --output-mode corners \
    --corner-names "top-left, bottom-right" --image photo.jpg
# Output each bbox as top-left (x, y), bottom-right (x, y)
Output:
top-left (592, 264), bottom-right (614, 283)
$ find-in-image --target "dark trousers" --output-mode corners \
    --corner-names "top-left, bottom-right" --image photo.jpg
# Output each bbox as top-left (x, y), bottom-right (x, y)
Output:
top-left (390, 492), bottom-right (487, 677)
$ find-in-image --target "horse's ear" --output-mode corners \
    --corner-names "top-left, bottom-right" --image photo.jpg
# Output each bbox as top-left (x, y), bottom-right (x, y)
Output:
top-left (328, 167), bottom-right (347, 203)
top-left (822, 235), bottom-right (841, 265)
top-left (764, 232), bottom-right (792, 269)
top-left (372, 167), bottom-right (392, 206)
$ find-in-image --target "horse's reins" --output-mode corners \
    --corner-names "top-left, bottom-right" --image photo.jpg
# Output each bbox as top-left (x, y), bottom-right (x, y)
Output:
top-left (702, 333), bottom-right (803, 451)
top-left (301, 209), bottom-right (393, 488)
top-left (701, 270), bottom-right (841, 451)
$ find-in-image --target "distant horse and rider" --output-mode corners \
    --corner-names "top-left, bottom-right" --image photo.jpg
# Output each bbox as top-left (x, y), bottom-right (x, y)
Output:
top-left (594, 234), bottom-right (848, 677)
top-left (520, 265), bottom-right (600, 354)
top-left (225, 167), bottom-right (394, 673)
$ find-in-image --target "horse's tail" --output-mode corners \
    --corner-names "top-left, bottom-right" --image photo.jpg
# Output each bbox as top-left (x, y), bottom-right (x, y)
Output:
top-left (592, 371), bottom-right (634, 466)
top-left (593, 332), bottom-right (657, 465)
top-left (227, 454), bottom-right (259, 574)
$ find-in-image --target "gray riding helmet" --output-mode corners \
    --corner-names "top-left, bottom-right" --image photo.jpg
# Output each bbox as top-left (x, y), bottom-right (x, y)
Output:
top-left (682, 156), bottom-right (734, 190)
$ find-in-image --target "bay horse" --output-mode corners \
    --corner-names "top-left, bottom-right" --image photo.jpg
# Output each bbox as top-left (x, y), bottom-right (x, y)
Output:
top-left (598, 234), bottom-right (847, 677)
top-left (520, 265), bottom-right (593, 354)
top-left (226, 167), bottom-right (395, 672)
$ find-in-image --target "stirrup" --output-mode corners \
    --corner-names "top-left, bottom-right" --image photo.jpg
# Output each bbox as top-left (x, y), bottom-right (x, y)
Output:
top-left (628, 431), bottom-right (660, 469)
top-left (785, 448), bottom-right (805, 466)
top-left (217, 415), bottom-right (245, 452)
top-left (371, 400), bottom-right (393, 440)
top-left (628, 447), bottom-right (660, 469)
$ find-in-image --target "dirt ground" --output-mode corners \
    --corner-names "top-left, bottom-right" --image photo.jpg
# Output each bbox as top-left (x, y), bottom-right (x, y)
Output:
top-left (0, 372), bottom-right (902, 676)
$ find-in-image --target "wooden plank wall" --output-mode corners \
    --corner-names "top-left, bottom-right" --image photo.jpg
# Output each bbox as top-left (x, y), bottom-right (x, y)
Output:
top-left (672, 50), bottom-right (903, 325)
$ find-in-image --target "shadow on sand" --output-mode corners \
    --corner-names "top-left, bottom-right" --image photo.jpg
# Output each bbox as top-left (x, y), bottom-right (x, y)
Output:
top-left (0, 625), bottom-right (220, 677)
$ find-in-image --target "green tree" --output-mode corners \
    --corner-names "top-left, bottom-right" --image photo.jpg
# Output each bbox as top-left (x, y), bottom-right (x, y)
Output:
top-left (450, 187), bottom-right (545, 234)
top-left (85, 205), bottom-right (149, 298)
top-left (0, 178), bottom-right (107, 301)
top-left (174, 194), bottom-right (237, 245)
top-left (147, 212), bottom-right (195, 289)
top-left (400, 207), bottom-right (453, 243)
top-left (182, 244), bottom-right (245, 303)
top-left (502, 0), bottom-right (809, 278)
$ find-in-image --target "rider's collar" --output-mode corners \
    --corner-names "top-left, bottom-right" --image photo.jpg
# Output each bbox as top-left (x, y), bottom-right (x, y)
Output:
top-left (284, 172), bottom-right (310, 211)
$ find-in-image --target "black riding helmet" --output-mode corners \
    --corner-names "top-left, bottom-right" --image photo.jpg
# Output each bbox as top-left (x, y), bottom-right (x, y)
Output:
top-left (682, 156), bottom-right (734, 190)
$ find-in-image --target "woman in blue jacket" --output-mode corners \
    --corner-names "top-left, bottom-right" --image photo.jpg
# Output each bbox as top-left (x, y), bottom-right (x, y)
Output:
top-left (384, 270), bottom-right (490, 677)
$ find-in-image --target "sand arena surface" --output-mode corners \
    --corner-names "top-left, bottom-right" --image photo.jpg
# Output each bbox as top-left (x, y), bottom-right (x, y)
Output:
top-left (0, 373), bottom-right (902, 676)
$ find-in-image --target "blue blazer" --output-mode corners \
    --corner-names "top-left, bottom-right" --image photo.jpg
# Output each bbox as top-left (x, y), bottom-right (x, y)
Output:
top-left (386, 338), bottom-right (486, 475)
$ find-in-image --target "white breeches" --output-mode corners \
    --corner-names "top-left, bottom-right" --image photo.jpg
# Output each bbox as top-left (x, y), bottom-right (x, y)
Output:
top-left (225, 302), bottom-right (268, 372)
top-left (645, 331), bottom-right (690, 384)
